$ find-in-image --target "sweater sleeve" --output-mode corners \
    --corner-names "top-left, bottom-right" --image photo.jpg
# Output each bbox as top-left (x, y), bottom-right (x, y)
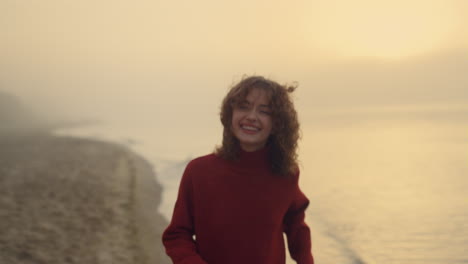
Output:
top-left (162, 162), bottom-right (207, 264)
top-left (283, 171), bottom-right (314, 264)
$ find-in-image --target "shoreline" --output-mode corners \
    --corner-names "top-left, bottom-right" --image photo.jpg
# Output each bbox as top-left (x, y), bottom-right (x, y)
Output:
top-left (0, 133), bottom-right (170, 264)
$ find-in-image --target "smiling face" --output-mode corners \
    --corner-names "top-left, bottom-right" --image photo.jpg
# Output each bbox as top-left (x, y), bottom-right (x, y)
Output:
top-left (231, 88), bottom-right (273, 152)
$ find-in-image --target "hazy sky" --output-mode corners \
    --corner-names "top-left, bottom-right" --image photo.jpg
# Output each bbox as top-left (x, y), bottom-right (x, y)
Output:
top-left (1, 0), bottom-right (467, 125)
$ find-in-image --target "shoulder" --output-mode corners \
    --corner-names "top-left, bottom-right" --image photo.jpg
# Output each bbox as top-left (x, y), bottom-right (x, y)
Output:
top-left (181, 153), bottom-right (227, 185)
top-left (187, 153), bottom-right (218, 167)
top-left (281, 167), bottom-right (304, 199)
top-left (184, 153), bottom-right (223, 173)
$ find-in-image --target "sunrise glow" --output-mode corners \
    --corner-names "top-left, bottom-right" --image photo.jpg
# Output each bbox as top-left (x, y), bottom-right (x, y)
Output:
top-left (307, 0), bottom-right (459, 59)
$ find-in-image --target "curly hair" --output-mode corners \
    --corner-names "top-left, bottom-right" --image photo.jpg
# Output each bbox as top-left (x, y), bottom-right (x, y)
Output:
top-left (215, 75), bottom-right (300, 177)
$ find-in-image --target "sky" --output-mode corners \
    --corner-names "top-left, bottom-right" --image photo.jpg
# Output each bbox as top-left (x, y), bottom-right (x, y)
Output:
top-left (1, 0), bottom-right (467, 126)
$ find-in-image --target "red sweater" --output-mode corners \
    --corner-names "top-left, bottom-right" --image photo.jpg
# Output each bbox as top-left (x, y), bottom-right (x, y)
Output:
top-left (162, 147), bottom-right (314, 264)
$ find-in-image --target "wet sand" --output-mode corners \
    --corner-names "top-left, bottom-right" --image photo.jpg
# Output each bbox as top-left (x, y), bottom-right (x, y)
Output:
top-left (0, 133), bottom-right (170, 264)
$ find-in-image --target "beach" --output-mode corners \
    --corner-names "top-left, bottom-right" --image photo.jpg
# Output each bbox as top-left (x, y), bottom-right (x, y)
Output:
top-left (0, 133), bottom-right (171, 264)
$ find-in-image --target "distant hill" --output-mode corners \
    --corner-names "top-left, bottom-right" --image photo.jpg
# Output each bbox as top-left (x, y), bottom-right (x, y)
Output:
top-left (0, 91), bottom-right (42, 133)
top-left (0, 91), bottom-right (102, 134)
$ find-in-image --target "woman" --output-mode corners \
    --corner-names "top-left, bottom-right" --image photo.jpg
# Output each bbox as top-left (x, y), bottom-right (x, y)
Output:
top-left (162, 75), bottom-right (314, 264)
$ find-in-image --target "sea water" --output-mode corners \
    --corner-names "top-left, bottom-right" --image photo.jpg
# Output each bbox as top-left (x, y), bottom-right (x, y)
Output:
top-left (300, 119), bottom-right (468, 264)
top-left (55, 117), bottom-right (468, 264)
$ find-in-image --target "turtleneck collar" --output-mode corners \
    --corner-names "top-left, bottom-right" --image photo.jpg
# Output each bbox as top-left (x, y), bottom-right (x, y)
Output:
top-left (233, 145), bottom-right (270, 169)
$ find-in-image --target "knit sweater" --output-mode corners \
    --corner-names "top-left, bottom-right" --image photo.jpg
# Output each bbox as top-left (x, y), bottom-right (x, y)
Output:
top-left (162, 147), bottom-right (314, 264)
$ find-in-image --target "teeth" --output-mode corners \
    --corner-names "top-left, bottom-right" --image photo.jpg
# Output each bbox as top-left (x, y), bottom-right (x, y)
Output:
top-left (242, 125), bottom-right (259, 131)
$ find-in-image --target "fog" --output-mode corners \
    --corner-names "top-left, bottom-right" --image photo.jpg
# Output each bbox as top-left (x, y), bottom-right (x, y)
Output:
top-left (1, 0), bottom-right (467, 130)
top-left (2, 50), bottom-right (467, 130)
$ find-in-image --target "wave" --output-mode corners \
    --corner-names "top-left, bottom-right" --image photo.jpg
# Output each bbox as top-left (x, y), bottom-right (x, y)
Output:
top-left (152, 157), bottom-right (191, 221)
top-left (308, 213), bottom-right (368, 264)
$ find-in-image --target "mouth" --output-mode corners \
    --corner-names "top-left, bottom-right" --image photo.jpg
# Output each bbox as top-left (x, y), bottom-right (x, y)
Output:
top-left (240, 124), bottom-right (261, 133)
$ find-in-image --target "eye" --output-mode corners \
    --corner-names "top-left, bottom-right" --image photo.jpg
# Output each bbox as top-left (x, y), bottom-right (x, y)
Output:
top-left (259, 106), bottom-right (272, 115)
top-left (237, 101), bottom-right (250, 110)
top-left (260, 110), bottom-right (272, 115)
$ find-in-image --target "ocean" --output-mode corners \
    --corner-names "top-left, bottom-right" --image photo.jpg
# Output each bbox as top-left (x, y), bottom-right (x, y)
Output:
top-left (55, 116), bottom-right (468, 264)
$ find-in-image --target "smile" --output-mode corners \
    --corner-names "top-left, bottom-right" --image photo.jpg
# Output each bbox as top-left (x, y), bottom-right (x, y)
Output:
top-left (241, 125), bottom-right (260, 132)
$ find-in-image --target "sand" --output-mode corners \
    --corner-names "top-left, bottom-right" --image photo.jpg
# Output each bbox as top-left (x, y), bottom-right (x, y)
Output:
top-left (0, 133), bottom-right (171, 264)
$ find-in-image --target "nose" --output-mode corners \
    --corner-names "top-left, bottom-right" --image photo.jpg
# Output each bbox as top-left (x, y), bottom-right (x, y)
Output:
top-left (246, 108), bottom-right (258, 121)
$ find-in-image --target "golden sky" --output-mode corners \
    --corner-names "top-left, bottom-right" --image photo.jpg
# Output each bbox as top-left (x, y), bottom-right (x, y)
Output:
top-left (1, 0), bottom-right (467, 123)
top-left (2, 0), bottom-right (466, 61)
top-left (307, 0), bottom-right (466, 59)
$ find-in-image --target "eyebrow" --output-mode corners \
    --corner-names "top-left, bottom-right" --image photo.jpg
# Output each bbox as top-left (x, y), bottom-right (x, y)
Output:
top-left (238, 99), bottom-right (271, 108)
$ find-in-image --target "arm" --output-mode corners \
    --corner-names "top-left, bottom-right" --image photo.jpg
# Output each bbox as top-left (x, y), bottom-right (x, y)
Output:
top-left (283, 171), bottom-right (314, 264)
top-left (162, 162), bottom-right (207, 264)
